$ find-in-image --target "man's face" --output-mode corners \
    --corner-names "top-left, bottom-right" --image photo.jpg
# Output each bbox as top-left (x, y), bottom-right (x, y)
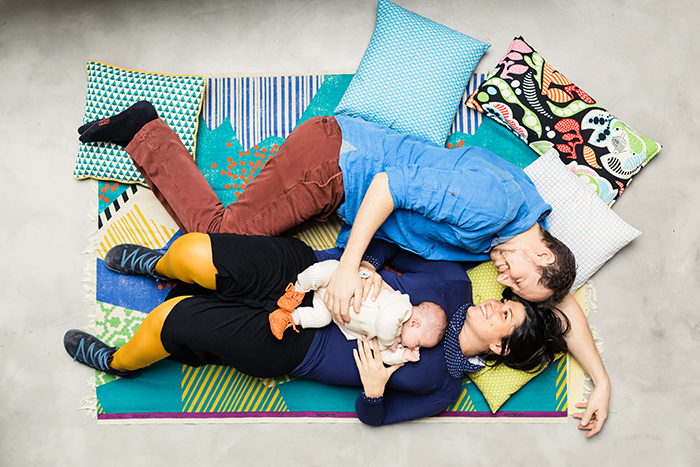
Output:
top-left (490, 247), bottom-right (553, 302)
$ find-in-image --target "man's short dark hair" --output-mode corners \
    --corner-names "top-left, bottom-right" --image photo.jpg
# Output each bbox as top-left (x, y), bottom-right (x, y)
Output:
top-left (537, 226), bottom-right (576, 307)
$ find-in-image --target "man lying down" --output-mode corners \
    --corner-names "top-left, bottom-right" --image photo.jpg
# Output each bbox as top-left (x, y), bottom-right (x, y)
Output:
top-left (65, 101), bottom-right (610, 435)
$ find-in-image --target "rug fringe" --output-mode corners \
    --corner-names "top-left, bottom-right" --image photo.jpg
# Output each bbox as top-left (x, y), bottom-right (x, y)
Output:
top-left (581, 281), bottom-right (605, 401)
top-left (79, 181), bottom-right (100, 417)
top-left (79, 377), bottom-right (98, 419)
top-left (83, 182), bottom-right (100, 327)
top-left (261, 375), bottom-right (295, 389)
top-left (584, 279), bottom-right (599, 317)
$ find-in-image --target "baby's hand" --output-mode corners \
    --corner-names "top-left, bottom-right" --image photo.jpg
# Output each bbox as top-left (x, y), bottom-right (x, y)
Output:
top-left (402, 348), bottom-right (420, 362)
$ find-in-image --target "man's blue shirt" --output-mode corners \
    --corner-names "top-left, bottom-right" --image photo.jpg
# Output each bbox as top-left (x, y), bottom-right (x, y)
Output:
top-left (334, 115), bottom-right (551, 262)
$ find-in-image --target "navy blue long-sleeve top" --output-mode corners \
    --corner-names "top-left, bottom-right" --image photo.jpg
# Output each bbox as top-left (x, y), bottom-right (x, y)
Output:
top-left (290, 240), bottom-right (476, 425)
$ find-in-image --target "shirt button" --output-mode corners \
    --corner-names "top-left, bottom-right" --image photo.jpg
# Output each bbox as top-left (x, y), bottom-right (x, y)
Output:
top-left (451, 191), bottom-right (456, 196)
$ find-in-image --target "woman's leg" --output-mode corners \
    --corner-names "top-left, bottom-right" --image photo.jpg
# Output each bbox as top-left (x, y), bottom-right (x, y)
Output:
top-left (64, 295), bottom-right (191, 376)
top-left (110, 295), bottom-right (190, 371)
top-left (112, 235), bottom-right (318, 376)
top-left (155, 233), bottom-right (218, 290)
top-left (160, 295), bottom-right (317, 377)
top-left (103, 233), bottom-right (218, 289)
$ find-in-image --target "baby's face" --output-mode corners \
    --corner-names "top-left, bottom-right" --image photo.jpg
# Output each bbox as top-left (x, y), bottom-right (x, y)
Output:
top-left (400, 322), bottom-right (438, 351)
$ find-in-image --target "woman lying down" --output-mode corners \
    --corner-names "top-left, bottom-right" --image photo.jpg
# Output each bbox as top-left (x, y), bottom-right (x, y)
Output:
top-left (64, 233), bottom-right (568, 426)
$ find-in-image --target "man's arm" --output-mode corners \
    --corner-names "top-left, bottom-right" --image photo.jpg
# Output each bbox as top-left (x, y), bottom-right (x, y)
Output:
top-left (558, 293), bottom-right (611, 438)
top-left (324, 172), bottom-right (394, 325)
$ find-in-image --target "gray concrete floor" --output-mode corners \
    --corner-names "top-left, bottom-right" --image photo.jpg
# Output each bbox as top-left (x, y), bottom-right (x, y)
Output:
top-left (1, 0), bottom-right (698, 465)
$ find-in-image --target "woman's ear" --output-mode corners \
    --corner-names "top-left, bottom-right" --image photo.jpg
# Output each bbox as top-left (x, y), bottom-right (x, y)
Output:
top-left (488, 342), bottom-right (510, 356)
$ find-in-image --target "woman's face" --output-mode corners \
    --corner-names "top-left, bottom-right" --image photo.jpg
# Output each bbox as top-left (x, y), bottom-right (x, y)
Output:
top-left (460, 299), bottom-right (527, 355)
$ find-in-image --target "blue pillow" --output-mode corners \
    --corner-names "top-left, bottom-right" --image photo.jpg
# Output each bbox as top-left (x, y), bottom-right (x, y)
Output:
top-left (334, 0), bottom-right (490, 146)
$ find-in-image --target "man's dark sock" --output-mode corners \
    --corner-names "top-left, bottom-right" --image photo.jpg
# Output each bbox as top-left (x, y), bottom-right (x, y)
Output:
top-left (78, 100), bottom-right (158, 147)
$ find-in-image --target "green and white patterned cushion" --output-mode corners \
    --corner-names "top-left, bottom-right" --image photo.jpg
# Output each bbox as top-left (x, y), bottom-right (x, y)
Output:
top-left (74, 61), bottom-right (206, 185)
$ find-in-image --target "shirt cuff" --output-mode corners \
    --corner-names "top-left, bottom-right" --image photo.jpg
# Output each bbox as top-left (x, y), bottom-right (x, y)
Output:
top-left (361, 254), bottom-right (381, 271)
top-left (361, 391), bottom-right (384, 405)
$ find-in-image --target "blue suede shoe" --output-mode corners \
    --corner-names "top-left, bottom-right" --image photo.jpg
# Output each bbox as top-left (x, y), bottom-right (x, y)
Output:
top-left (103, 244), bottom-right (168, 280)
top-left (63, 330), bottom-right (142, 379)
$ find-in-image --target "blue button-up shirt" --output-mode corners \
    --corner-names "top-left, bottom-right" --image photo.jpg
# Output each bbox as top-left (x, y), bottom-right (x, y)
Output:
top-left (335, 115), bottom-right (551, 262)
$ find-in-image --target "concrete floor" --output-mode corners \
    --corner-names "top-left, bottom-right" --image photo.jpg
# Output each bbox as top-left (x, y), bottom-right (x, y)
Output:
top-left (1, 0), bottom-right (698, 465)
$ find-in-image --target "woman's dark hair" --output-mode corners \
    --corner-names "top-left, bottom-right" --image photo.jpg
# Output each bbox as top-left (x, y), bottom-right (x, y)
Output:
top-left (484, 288), bottom-right (571, 373)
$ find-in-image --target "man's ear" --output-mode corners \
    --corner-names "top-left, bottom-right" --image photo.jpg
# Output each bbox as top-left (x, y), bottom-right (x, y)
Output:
top-left (488, 343), bottom-right (510, 356)
top-left (534, 247), bottom-right (555, 265)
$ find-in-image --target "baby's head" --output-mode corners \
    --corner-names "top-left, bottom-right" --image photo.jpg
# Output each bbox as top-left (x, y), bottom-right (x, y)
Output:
top-left (400, 301), bottom-right (447, 351)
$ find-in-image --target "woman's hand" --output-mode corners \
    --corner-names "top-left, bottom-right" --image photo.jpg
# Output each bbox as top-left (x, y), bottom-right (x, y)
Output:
top-left (353, 336), bottom-right (403, 398)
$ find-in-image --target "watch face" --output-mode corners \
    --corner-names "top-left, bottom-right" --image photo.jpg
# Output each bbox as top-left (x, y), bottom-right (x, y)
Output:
top-left (359, 271), bottom-right (371, 279)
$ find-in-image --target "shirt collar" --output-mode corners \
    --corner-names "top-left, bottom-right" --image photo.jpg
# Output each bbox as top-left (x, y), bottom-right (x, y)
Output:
top-left (444, 303), bottom-right (485, 378)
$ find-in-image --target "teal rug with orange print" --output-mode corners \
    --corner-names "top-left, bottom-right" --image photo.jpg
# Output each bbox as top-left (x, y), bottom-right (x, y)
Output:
top-left (88, 72), bottom-right (574, 424)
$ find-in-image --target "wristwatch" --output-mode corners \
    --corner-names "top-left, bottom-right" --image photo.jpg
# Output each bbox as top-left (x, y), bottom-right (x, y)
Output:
top-left (359, 270), bottom-right (371, 279)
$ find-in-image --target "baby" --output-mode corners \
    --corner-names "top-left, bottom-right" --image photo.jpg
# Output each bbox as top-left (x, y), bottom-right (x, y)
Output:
top-left (269, 260), bottom-right (447, 364)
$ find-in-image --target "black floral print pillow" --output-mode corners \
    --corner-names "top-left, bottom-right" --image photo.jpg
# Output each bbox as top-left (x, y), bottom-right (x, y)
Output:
top-left (466, 36), bottom-right (661, 206)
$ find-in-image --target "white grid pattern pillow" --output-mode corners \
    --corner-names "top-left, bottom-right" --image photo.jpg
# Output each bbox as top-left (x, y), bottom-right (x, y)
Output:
top-left (334, 0), bottom-right (489, 146)
top-left (524, 150), bottom-right (641, 291)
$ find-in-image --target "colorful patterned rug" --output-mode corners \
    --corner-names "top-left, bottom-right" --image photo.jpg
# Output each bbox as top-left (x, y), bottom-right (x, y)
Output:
top-left (85, 72), bottom-right (584, 424)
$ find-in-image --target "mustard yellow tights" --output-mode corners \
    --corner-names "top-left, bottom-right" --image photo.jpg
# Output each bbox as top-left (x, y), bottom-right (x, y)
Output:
top-left (110, 233), bottom-right (218, 371)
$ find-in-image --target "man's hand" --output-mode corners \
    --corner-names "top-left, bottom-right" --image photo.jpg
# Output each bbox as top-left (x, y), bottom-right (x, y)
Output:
top-left (557, 294), bottom-right (611, 439)
top-left (326, 172), bottom-right (395, 324)
top-left (324, 260), bottom-right (391, 325)
top-left (324, 261), bottom-right (364, 325)
top-left (359, 260), bottom-right (387, 302)
top-left (572, 381), bottom-right (610, 438)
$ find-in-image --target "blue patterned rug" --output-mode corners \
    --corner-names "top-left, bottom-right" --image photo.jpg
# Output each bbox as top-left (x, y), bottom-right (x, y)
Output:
top-left (87, 72), bottom-right (574, 423)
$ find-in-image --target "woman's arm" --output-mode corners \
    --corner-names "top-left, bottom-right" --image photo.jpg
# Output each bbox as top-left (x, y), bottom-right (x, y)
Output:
top-left (353, 337), bottom-right (460, 426)
top-left (558, 293), bottom-right (611, 438)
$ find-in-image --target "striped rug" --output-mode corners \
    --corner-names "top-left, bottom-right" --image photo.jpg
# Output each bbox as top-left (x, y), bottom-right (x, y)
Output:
top-left (201, 73), bottom-right (487, 150)
top-left (89, 71), bottom-right (581, 424)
